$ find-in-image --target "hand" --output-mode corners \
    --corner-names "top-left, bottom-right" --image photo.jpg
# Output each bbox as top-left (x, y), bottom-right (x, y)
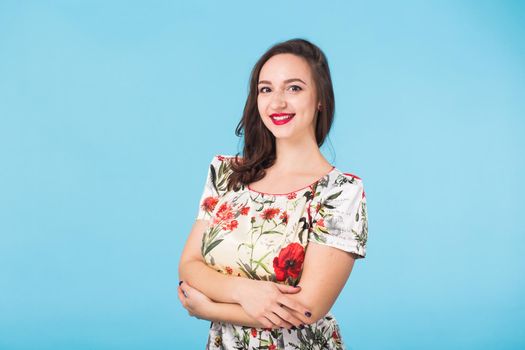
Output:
top-left (234, 279), bottom-right (313, 329)
top-left (178, 281), bottom-right (213, 320)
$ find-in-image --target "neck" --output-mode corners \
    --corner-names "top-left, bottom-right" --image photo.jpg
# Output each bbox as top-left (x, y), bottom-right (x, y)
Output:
top-left (273, 132), bottom-right (330, 173)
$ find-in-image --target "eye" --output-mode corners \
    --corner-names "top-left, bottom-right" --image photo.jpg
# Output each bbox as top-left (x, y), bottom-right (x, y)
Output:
top-left (259, 86), bottom-right (271, 93)
top-left (289, 85), bottom-right (302, 92)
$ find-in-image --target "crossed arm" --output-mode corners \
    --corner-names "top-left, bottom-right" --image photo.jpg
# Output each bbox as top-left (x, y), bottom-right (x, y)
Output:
top-left (177, 218), bottom-right (357, 328)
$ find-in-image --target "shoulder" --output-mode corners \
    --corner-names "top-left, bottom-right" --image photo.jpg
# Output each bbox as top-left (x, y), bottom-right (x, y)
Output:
top-left (210, 154), bottom-right (240, 168)
top-left (318, 168), bottom-right (366, 202)
top-left (208, 153), bottom-right (243, 178)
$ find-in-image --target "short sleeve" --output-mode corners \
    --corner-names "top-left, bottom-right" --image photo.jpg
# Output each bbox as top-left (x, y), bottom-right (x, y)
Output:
top-left (195, 156), bottom-right (221, 221)
top-left (309, 178), bottom-right (368, 259)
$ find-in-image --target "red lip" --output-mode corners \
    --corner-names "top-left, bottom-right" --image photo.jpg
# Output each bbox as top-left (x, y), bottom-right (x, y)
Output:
top-left (270, 113), bottom-right (294, 117)
top-left (270, 113), bottom-right (295, 125)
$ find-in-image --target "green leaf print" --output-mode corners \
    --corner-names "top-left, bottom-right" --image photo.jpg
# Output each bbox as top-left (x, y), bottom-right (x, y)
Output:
top-left (204, 239), bottom-right (224, 256)
top-left (310, 231), bottom-right (327, 243)
top-left (304, 190), bottom-right (314, 201)
top-left (353, 201), bottom-right (368, 250)
top-left (237, 242), bottom-right (253, 252)
top-left (209, 164), bottom-right (218, 195)
top-left (237, 261), bottom-right (261, 280)
top-left (252, 255), bottom-right (272, 275)
top-left (325, 190), bottom-right (342, 202)
top-left (259, 230), bottom-right (283, 236)
top-left (202, 225), bottom-right (224, 257)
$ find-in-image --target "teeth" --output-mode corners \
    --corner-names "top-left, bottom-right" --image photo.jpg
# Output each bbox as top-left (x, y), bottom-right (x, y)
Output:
top-left (272, 114), bottom-right (293, 120)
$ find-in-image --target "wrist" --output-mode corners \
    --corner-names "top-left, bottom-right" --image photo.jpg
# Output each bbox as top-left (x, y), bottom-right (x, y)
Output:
top-left (202, 299), bottom-right (217, 318)
top-left (231, 277), bottom-right (251, 304)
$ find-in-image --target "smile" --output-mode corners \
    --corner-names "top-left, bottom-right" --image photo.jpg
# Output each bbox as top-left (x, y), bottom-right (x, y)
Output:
top-left (270, 113), bottom-right (295, 125)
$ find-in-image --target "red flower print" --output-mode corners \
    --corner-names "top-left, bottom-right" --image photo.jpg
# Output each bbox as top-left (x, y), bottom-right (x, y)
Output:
top-left (217, 155), bottom-right (225, 161)
top-left (269, 345), bottom-right (276, 350)
top-left (287, 192), bottom-right (297, 200)
top-left (261, 207), bottom-right (280, 220)
top-left (362, 190), bottom-right (366, 199)
top-left (273, 243), bottom-right (305, 282)
top-left (225, 266), bottom-right (233, 275)
top-left (316, 202), bottom-right (322, 212)
top-left (251, 328), bottom-right (257, 337)
top-left (201, 196), bottom-right (218, 213)
top-left (215, 202), bottom-right (235, 222)
top-left (240, 206), bottom-right (250, 215)
top-left (332, 330), bottom-right (339, 340)
top-left (223, 219), bottom-right (238, 231)
top-left (316, 218), bottom-right (325, 228)
top-left (280, 211), bottom-right (288, 224)
top-left (343, 172), bottom-right (361, 180)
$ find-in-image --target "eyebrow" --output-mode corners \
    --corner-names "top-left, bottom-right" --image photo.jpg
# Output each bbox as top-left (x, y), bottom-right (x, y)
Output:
top-left (257, 78), bottom-right (307, 85)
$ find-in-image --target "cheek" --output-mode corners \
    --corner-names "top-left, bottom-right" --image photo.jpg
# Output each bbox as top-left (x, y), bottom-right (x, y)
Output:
top-left (257, 98), bottom-right (269, 120)
top-left (257, 95), bottom-right (267, 108)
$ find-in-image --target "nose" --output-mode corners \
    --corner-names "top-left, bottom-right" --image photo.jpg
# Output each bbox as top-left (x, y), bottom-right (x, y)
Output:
top-left (270, 90), bottom-right (286, 109)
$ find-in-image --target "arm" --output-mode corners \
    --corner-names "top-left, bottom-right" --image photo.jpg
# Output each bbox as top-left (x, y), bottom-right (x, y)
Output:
top-left (282, 241), bottom-right (357, 324)
top-left (177, 281), bottom-right (270, 328)
top-left (282, 176), bottom-right (367, 324)
top-left (178, 219), bottom-right (311, 327)
top-left (178, 242), bottom-right (355, 327)
top-left (178, 219), bottom-right (242, 304)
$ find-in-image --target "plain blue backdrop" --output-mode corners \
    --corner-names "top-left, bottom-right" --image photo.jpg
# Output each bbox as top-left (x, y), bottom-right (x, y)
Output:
top-left (0, 1), bottom-right (523, 349)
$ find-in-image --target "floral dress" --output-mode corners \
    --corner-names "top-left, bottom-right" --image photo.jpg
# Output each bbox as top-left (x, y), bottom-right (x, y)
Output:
top-left (195, 155), bottom-right (368, 350)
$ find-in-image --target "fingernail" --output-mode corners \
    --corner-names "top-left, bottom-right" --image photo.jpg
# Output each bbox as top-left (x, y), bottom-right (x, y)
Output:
top-left (295, 285), bottom-right (301, 288)
top-left (305, 311), bottom-right (312, 318)
top-left (300, 324), bottom-right (305, 329)
top-left (179, 281), bottom-right (183, 286)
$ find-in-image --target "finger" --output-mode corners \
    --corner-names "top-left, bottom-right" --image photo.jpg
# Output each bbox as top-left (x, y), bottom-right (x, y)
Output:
top-left (179, 285), bottom-right (189, 298)
top-left (257, 317), bottom-right (273, 329)
top-left (265, 311), bottom-right (294, 329)
top-left (275, 284), bottom-right (301, 294)
top-left (177, 287), bottom-right (187, 305)
top-left (272, 304), bottom-right (303, 327)
top-left (277, 295), bottom-right (311, 323)
top-left (181, 281), bottom-right (194, 291)
top-left (287, 308), bottom-right (310, 326)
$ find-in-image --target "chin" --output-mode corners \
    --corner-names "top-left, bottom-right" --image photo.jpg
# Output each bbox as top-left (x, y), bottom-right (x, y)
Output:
top-left (271, 130), bottom-right (297, 140)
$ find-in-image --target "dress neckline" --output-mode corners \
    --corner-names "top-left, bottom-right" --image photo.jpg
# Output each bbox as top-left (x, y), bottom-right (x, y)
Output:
top-left (247, 166), bottom-right (337, 196)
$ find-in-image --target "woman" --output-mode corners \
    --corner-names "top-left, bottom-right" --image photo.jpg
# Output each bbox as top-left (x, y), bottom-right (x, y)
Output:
top-left (178, 38), bottom-right (368, 349)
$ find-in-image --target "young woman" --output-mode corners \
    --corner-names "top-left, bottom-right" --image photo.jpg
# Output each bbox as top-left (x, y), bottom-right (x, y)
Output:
top-left (178, 38), bottom-right (368, 349)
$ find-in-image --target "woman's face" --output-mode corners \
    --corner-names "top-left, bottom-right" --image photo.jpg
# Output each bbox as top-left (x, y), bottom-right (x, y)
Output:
top-left (257, 53), bottom-right (319, 142)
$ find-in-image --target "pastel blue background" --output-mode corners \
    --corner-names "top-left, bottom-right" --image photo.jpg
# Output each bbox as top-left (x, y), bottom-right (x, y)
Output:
top-left (0, 1), bottom-right (523, 349)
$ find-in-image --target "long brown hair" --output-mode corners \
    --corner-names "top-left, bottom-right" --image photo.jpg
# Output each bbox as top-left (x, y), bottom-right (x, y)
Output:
top-left (227, 38), bottom-right (336, 191)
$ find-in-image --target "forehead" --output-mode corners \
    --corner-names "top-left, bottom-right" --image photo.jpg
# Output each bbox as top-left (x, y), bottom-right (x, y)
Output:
top-left (259, 53), bottom-right (312, 82)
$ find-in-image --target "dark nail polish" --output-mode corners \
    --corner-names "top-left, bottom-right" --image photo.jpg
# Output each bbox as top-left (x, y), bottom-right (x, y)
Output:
top-left (305, 311), bottom-right (312, 318)
top-left (179, 280), bottom-right (183, 286)
top-left (300, 324), bottom-right (305, 329)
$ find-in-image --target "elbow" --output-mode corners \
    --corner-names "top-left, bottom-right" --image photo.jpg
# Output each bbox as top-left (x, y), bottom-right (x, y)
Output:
top-left (178, 262), bottom-right (186, 282)
top-left (178, 256), bottom-right (204, 284)
top-left (298, 294), bottom-right (333, 325)
top-left (178, 256), bottom-right (194, 282)
top-left (306, 307), bottom-right (330, 325)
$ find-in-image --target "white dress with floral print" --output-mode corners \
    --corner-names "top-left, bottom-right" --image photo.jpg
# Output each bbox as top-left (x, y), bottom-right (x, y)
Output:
top-left (195, 155), bottom-right (368, 350)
